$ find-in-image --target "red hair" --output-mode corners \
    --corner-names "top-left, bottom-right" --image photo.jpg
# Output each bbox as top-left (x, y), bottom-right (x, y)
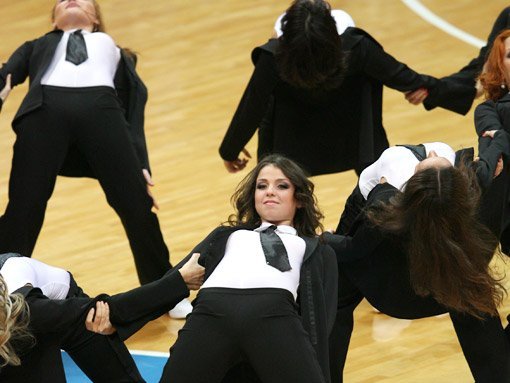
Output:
top-left (479, 29), bottom-right (510, 101)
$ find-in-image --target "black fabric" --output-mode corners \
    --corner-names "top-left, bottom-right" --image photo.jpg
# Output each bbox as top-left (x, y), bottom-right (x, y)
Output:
top-left (0, 30), bottom-right (151, 177)
top-left (172, 226), bottom-right (338, 383)
top-left (424, 6), bottom-right (510, 114)
top-left (65, 30), bottom-right (88, 65)
top-left (0, 267), bottom-right (189, 382)
top-left (219, 27), bottom-right (451, 177)
top-left (260, 225), bottom-right (291, 272)
top-left (327, 183), bottom-right (510, 382)
top-left (161, 288), bottom-right (326, 383)
top-left (397, 144), bottom-right (427, 161)
top-left (0, 87), bottom-right (171, 284)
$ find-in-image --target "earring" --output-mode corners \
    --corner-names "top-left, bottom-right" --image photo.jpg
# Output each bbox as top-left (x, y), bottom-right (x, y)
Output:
top-left (501, 83), bottom-right (507, 89)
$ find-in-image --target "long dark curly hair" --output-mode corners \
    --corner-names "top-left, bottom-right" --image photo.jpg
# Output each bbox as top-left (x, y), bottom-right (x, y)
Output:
top-left (228, 154), bottom-right (323, 237)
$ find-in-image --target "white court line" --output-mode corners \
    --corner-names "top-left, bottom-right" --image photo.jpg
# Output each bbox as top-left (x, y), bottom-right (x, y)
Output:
top-left (401, 0), bottom-right (486, 48)
top-left (130, 349), bottom-right (169, 357)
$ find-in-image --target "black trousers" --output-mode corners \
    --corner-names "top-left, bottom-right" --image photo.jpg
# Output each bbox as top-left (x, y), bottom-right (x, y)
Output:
top-left (0, 86), bottom-right (171, 284)
top-left (0, 267), bottom-right (189, 382)
top-left (329, 267), bottom-right (510, 383)
top-left (160, 288), bottom-right (326, 383)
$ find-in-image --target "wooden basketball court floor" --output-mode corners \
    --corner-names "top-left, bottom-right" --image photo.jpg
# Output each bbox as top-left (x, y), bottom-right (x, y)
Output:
top-left (0, 1), bottom-right (509, 381)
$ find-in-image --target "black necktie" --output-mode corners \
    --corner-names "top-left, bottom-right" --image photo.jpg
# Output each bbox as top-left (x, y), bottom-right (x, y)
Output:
top-left (66, 30), bottom-right (88, 65)
top-left (260, 225), bottom-right (292, 272)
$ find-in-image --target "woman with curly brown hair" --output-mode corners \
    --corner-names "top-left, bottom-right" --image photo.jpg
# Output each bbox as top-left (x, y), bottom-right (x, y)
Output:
top-left (160, 154), bottom-right (338, 383)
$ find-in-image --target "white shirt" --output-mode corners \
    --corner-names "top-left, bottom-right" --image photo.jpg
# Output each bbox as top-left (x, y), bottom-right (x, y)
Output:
top-left (41, 29), bottom-right (121, 88)
top-left (1, 257), bottom-right (70, 299)
top-left (359, 142), bottom-right (456, 199)
top-left (201, 222), bottom-right (306, 300)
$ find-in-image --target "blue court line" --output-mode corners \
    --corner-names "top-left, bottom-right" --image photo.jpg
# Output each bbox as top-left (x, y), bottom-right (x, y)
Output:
top-left (63, 350), bottom-right (169, 383)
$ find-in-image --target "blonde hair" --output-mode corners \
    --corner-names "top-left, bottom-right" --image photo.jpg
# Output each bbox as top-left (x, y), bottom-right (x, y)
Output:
top-left (0, 276), bottom-right (32, 367)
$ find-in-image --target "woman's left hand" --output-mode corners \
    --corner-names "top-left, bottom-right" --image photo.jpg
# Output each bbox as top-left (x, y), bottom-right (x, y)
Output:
top-left (404, 87), bottom-right (428, 105)
top-left (86, 301), bottom-right (116, 335)
top-left (142, 169), bottom-right (160, 210)
top-left (0, 74), bottom-right (12, 104)
top-left (494, 156), bottom-right (504, 178)
top-left (482, 130), bottom-right (499, 139)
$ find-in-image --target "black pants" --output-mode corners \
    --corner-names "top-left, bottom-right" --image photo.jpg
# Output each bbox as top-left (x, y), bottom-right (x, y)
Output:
top-left (161, 288), bottom-right (326, 383)
top-left (329, 267), bottom-right (510, 383)
top-left (0, 86), bottom-right (171, 284)
top-left (0, 267), bottom-right (189, 382)
top-left (335, 185), bottom-right (365, 235)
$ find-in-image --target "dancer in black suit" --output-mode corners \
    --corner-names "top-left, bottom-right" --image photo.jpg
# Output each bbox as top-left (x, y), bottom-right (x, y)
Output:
top-left (0, 0), bottom-right (173, 288)
top-left (160, 154), bottom-right (338, 383)
top-left (0, 252), bottom-right (204, 383)
top-left (219, 0), bottom-right (464, 177)
top-left (326, 124), bottom-right (510, 382)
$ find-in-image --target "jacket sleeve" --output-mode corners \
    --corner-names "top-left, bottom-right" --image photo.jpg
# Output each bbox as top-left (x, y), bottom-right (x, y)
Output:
top-left (424, 7), bottom-right (510, 115)
top-left (352, 32), bottom-right (438, 93)
top-left (321, 244), bottom-right (338, 335)
top-left (172, 226), bottom-right (226, 269)
top-left (351, 30), bottom-right (473, 115)
top-left (324, 183), bottom-right (397, 262)
top-left (22, 287), bottom-right (97, 335)
top-left (219, 52), bottom-right (279, 161)
top-left (114, 50), bottom-right (151, 172)
top-left (0, 40), bottom-right (34, 112)
top-left (474, 102), bottom-right (510, 189)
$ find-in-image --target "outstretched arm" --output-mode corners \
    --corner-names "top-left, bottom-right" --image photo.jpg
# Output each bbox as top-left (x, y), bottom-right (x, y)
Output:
top-left (219, 51), bottom-right (278, 172)
top-left (0, 74), bottom-right (12, 112)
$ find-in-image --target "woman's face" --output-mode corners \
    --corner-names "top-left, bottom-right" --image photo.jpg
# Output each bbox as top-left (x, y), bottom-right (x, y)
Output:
top-left (414, 150), bottom-right (452, 173)
top-left (53, 0), bottom-right (98, 32)
top-left (254, 165), bottom-right (299, 227)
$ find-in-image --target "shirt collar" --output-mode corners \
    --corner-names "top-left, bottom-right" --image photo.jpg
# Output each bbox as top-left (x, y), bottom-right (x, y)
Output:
top-left (254, 222), bottom-right (297, 236)
top-left (65, 28), bottom-right (91, 35)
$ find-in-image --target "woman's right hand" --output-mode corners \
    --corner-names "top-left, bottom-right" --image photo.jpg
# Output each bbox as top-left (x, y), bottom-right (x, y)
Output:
top-left (179, 253), bottom-right (205, 290)
top-left (86, 301), bottom-right (117, 335)
top-left (0, 74), bottom-right (12, 104)
top-left (223, 148), bottom-right (252, 173)
top-left (404, 87), bottom-right (428, 105)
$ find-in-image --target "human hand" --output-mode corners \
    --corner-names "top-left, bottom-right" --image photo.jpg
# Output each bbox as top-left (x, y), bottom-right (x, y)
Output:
top-left (475, 78), bottom-right (484, 99)
top-left (494, 156), bottom-right (504, 178)
top-left (0, 74), bottom-right (12, 103)
top-left (404, 88), bottom-right (428, 105)
top-left (142, 168), bottom-right (159, 210)
top-left (179, 253), bottom-right (205, 290)
top-left (224, 148), bottom-right (252, 173)
top-left (379, 176), bottom-right (387, 184)
top-left (86, 301), bottom-right (116, 335)
top-left (482, 130), bottom-right (499, 139)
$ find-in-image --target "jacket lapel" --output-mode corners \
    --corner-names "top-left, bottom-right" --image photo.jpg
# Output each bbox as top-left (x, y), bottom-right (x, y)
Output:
top-left (302, 236), bottom-right (319, 262)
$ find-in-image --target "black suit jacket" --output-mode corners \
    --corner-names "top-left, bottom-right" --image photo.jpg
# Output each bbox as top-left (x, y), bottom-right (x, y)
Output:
top-left (175, 225), bottom-right (338, 382)
top-left (0, 30), bottom-right (151, 177)
top-left (474, 96), bottom-right (510, 238)
top-left (327, 183), bottom-right (448, 319)
top-left (0, 269), bottom-right (189, 382)
top-left (219, 27), bottom-right (461, 176)
top-left (424, 6), bottom-right (510, 114)
top-left (327, 122), bottom-right (510, 318)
